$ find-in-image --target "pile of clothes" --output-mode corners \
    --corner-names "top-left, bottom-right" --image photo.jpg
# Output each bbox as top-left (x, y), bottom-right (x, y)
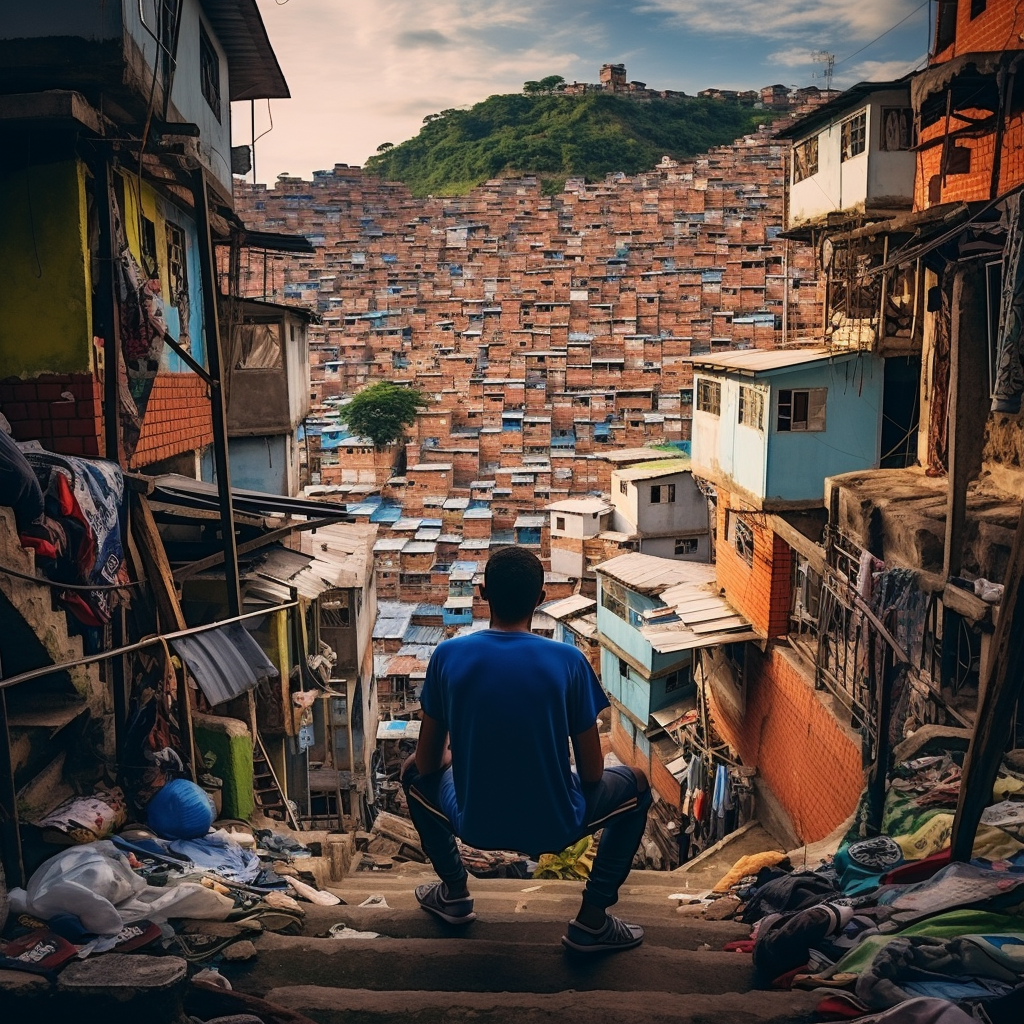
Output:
top-left (706, 745), bottom-right (1024, 1023)
top-left (0, 779), bottom-right (335, 980)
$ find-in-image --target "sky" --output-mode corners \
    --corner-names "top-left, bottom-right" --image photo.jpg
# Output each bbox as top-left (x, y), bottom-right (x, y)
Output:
top-left (233, 0), bottom-right (932, 185)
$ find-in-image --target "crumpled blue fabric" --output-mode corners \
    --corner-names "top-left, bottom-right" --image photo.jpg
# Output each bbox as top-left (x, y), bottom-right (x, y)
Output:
top-left (167, 834), bottom-right (261, 883)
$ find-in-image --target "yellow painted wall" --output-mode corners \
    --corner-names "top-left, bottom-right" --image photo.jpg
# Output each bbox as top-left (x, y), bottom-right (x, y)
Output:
top-left (0, 159), bottom-right (92, 376)
top-left (119, 171), bottom-right (169, 305)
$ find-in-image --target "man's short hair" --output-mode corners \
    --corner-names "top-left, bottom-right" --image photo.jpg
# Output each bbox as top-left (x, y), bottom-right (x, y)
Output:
top-left (484, 547), bottom-right (544, 622)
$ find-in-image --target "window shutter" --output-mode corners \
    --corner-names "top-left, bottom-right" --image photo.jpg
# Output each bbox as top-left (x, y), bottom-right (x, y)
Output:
top-left (807, 388), bottom-right (827, 431)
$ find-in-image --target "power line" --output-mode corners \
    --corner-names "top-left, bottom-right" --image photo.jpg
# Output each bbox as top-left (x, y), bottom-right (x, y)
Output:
top-left (835, 0), bottom-right (930, 68)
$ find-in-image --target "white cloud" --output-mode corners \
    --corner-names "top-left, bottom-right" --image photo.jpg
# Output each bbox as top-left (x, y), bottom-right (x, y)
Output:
top-left (235, 0), bottom-right (585, 180)
top-left (634, 0), bottom-right (922, 41)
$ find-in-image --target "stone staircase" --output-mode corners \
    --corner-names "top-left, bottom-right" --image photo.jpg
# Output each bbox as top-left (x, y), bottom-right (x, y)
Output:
top-left (218, 866), bottom-right (823, 1024)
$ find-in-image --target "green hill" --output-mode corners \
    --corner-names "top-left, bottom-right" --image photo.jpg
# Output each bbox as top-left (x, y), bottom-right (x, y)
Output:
top-left (364, 91), bottom-right (772, 197)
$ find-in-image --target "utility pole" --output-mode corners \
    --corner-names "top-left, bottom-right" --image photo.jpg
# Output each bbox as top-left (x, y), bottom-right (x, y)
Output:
top-left (812, 51), bottom-right (835, 94)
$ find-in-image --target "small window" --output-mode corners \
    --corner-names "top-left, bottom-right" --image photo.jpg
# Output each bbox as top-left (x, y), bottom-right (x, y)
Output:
top-left (727, 512), bottom-right (755, 567)
top-left (680, 388), bottom-right (693, 406)
top-left (650, 484), bottom-right (676, 504)
top-left (793, 136), bottom-right (818, 182)
top-left (674, 538), bottom-right (698, 555)
top-left (555, 516), bottom-right (566, 531)
top-left (840, 111), bottom-right (866, 162)
top-left (618, 658), bottom-right (629, 677)
top-left (777, 388), bottom-right (827, 432)
top-left (619, 479), bottom-right (628, 494)
top-left (663, 668), bottom-right (689, 693)
top-left (199, 23), bottom-right (222, 122)
top-left (880, 108), bottom-right (914, 151)
top-left (738, 385), bottom-right (765, 430)
top-left (696, 379), bottom-right (721, 415)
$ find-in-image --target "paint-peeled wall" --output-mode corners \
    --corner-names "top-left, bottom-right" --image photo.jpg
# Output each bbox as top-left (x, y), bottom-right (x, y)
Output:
top-left (0, 158), bottom-right (92, 377)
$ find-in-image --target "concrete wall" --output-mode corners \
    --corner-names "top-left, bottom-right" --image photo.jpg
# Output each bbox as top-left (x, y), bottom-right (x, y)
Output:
top-left (2, 0), bottom-right (120, 39)
top-left (0, 158), bottom-right (92, 377)
top-left (639, 534), bottom-right (711, 562)
top-left (691, 377), bottom-right (768, 500)
top-left (764, 356), bottom-right (883, 503)
top-left (789, 92), bottom-right (913, 227)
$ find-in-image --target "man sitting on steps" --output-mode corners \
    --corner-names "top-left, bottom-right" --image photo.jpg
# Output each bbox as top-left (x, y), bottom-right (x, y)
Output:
top-left (402, 546), bottom-right (652, 953)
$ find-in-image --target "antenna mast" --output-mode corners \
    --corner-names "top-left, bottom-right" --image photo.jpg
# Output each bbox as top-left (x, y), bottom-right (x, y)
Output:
top-left (811, 51), bottom-right (835, 93)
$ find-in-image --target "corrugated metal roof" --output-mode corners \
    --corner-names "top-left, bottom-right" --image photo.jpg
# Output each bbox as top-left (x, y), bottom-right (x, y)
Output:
top-left (444, 596), bottom-right (475, 609)
top-left (596, 553), bottom-right (716, 594)
top-left (546, 498), bottom-right (614, 515)
top-left (541, 594), bottom-right (597, 620)
top-left (515, 515), bottom-right (547, 528)
top-left (202, 0), bottom-right (290, 100)
top-left (403, 625), bottom-right (445, 644)
top-left (613, 458), bottom-right (691, 482)
top-left (596, 448), bottom-right (683, 464)
top-left (171, 623), bottom-right (279, 706)
top-left (689, 347), bottom-right (839, 374)
top-left (373, 602), bottom-right (415, 640)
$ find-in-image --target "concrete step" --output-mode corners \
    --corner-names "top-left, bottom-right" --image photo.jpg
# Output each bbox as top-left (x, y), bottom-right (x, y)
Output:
top-left (265, 986), bottom-right (822, 1024)
top-left (225, 934), bottom-right (761, 997)
top-left (296, 905), bottom-right (749, 948)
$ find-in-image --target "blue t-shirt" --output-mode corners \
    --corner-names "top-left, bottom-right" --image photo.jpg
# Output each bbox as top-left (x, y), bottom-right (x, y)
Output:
top-left (419, 629), bottom-right (609, 856)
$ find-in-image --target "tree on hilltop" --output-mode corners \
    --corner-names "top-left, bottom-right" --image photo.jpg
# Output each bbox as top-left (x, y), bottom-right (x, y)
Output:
top-left (345, 381), bottom-right (427, 451)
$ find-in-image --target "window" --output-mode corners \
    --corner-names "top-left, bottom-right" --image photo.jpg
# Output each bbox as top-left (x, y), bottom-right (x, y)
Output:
top-left (680, 388), bottom-right (693, 406)
top-left (555, 516), bottom-right (566, 531)
top-left (663, 668), bottom-right (689, 693)
top-left (618, 658), bottom-right (629, 678)
top-left (601, 579), bottom-right (628, 621)
top-left (840, 111), bottom-right (866, 162)
top-left (674, 538), bottom-right (698, 555)
top-left (696, 379), bottom-right (721, 415)
top-left (650, 484), bottom-right (676, 504)
top-left (880, 108), bottom-right (914, 151)
top-left (793, 136), bottom-right (818, 182)
top-left (199, 23), bottom-right (222, 121)
top-left (726, 511), bottom-right (754, 567)
top-left (738, 385), bottom-right (765, 430)
top-left (234, 322), bottom-right (283, 369)
top-left (777, 388), bottom-right (827, 432)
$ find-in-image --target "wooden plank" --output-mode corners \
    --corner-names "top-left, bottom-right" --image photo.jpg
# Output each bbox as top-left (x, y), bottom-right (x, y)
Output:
top-left (951, 501), bottom-right (1024, 861)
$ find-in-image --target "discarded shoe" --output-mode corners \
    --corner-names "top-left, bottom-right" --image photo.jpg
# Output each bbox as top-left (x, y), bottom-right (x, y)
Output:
top-left (415, 881), bottom-right (477, 925)
top-left (561, 914), bottom-right (644, 953)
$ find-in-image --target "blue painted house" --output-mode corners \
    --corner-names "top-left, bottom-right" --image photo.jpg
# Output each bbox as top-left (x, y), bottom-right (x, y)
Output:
top-left (690, 348), bottom-right (885, 509)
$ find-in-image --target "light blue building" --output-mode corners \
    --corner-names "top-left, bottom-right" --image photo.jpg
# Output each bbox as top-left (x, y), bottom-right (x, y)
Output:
top-left (594, 553), bottom-right (756, 732)
top-left (690, 348), bottom-right (886, 509)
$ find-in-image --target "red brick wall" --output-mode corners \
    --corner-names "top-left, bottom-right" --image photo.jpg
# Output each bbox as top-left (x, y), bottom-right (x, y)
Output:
top-left (130, 373), bottom-right (213, 469)
top-left (1, 374), bottom-right (104, 457)
top-left (915, 113), bottom-right (1024, 208)
top-left (934, 0), bottom-right (1024, 62)
top-left (707, 645), bottom-right (863, 843)
top-left (609, 705), bottom-right (682, 808)
top-left (715, 493), bottom-right (792, 638)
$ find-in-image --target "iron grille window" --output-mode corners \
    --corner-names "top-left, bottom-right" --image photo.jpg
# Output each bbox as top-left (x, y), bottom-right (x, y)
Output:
top-left (777, 388), bottom-right (827, 432)
top-left (726, 511), bottom-right (754, 567)
top-left (696, 379), bottom-right (721, 415)
top-left (841, 111), bottom-right (866, 162)
top-left (674, 537), bottom-right (698, 555)
top-left (738, 385), bottom-right (765, 430)
top-left (200, 23), bottom-right (222, 122)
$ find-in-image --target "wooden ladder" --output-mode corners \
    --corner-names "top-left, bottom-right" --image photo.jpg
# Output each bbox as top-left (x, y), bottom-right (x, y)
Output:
top-left (253, 732), bottom-right (302, 831)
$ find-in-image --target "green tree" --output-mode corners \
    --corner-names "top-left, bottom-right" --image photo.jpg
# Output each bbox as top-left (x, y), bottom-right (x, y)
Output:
top-left (523, 81), bottom-right (541, 95)
top-left (376, 142), bottom-right (395, 153)
top-left (344, 381), bottom-right (427, 451)
top-left (538, 75), bottom-right (565, 92)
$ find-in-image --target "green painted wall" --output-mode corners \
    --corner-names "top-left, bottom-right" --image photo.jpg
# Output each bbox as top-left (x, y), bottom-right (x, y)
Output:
top-left (0, 158), bottom-right (92, 376)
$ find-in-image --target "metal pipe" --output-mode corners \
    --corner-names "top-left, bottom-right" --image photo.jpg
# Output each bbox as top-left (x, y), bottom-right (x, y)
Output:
top-left (0, 601), bottom-right (299, 692)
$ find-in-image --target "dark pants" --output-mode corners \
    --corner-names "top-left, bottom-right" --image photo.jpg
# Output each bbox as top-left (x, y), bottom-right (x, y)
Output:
top-left (401, 763), bottom-right (651, 911)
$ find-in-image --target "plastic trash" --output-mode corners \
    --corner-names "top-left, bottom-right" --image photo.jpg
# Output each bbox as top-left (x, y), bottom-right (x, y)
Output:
top-left (147, 779), bottom-right (216, 840)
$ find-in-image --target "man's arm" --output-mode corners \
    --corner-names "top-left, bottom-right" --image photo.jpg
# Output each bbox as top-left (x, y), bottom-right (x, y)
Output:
top-left (414, 712), bottom-right (451, 776)
top-left (571, 724), bottom-right (604, 786)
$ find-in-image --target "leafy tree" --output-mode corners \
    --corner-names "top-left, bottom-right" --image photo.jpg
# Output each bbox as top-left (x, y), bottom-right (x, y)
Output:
top-left (376, 142), bottom-right (394, 153)
top-left (538, 75), bottom-right (565, 92)
top-left (366, 91), bottom-right (771, 197)
top-left (344, 381), bottom-right (427, 451)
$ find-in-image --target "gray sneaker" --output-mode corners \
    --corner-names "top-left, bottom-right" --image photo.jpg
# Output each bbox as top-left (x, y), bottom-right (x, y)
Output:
top-left (415, 881), bottom-right (477, 925)
top-left (562, 914), bottom-right (644, 953)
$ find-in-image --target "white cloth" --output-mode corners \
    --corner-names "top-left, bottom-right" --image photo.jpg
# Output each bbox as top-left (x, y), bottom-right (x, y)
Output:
top-left (9, 840), bottom-right (233, 937)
